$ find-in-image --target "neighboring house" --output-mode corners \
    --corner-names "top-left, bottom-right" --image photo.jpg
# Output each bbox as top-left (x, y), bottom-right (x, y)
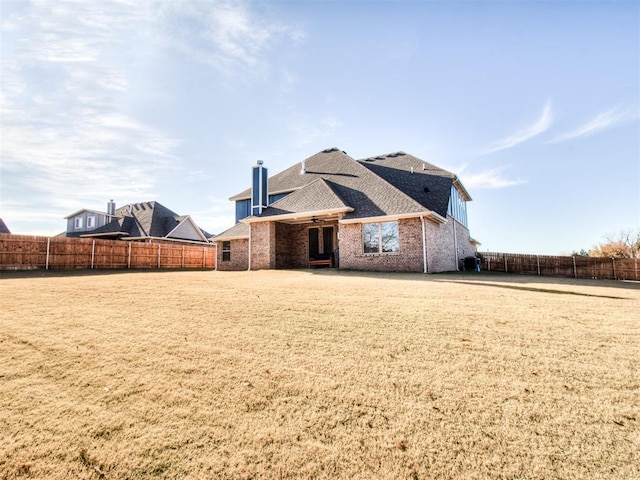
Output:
top-left (0, 218), bottom-right (11, 234)
top-left (63, 200), bottom-right (212, 244)
top-left (214, 147), bottom-right (479, 273)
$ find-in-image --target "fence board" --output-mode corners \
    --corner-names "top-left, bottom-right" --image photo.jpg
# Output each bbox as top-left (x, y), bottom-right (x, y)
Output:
top-left (479, 252), bottom-right (638, 281)
top-left (0, 234), bottom-right (216, 271)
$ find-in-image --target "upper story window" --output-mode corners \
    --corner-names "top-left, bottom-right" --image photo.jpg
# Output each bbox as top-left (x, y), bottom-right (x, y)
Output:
top-left (87, 216), bottom-right (95, 228)
top-left (74, 217), bottom-right (83, 229)
top-left (447, 186), bottom-right (468, 228)
top-left (363, 221), bottom-right (399, 254)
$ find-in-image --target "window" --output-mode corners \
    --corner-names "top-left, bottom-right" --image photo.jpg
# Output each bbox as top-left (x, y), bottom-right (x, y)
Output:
top-left (363, 221), bottom-right (399, 254)
top-left (74, 217), bottom-right (83, 229)
top-left (447, 186), bottom-right (468, 228)
top-left (87, 216), bottom-right (95, 228)
top-left (222, 241), bottom-right (231, 261)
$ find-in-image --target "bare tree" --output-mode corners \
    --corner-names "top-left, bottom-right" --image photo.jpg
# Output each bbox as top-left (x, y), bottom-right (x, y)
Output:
top-left (589, 229), bottom-right (640, 259)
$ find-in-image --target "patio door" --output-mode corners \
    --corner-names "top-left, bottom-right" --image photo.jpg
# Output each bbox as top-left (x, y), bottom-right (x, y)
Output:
top-left (308, 226), bottom-right (334, 258)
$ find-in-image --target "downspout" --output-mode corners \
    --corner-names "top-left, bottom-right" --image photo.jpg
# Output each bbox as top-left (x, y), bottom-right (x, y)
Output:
top-left (452, 218), bottom-right (459, 271)
top-left (421, 215), bottom-right (428, 274)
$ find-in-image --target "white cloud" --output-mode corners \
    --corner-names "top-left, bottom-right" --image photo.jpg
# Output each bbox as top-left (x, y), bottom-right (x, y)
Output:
top-left (481, 100), bottom-right (553, 154)
top-left (0, 0), bottom-right (179, 234)
top-left (550, 106), bottom-right (638, 143)
top-left (157, 0), bottom-right (303, 80)
top-left (457, 165), bottom-right (525, 189)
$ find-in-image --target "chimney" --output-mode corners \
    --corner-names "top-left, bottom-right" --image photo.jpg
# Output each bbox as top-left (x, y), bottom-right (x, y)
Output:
top-left (301, 159), bottom-right (306, 175)
top-left (107, 199), bottom-right (116, 217)
top-left (251, 160), bottom-right (268, 215)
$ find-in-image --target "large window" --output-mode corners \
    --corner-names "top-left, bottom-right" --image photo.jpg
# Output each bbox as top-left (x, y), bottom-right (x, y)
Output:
top-left (363, 221), bottom-right (399, 254)
top-left (222, 241), bottom-right (231, 261)
top-left (87, 216), bottom-right (95, 228)
top-left (447, 186), bottom-right (468, 227)
top-left (74, 217), bottom-right (83, 229)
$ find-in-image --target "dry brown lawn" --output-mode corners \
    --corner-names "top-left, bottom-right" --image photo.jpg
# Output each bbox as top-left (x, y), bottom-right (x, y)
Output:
top-left (0, 269), bottom-right (638, 479)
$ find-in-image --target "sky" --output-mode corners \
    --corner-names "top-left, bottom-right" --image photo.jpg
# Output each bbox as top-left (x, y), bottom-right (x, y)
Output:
top-left (1, 0), bottom-right (638, 255)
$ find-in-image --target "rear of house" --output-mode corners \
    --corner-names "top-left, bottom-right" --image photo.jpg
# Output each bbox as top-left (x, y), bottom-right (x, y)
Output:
top-left (215, 148), bottom-right (478, 273)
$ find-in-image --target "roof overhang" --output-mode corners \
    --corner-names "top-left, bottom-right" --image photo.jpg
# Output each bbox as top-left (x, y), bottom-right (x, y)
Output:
top-left (339, 210), bottom-right (447, 225)
top-left (80, 232), bottom-right (129, 238)
top-left (213, 233), bottom-right (250, 242)
top-left (124, 236), bottom-right (212, 245)
top-left (453, 177), bottom-right (472, 202)
top-left (65, 209), bottom-right (107, 219)
top-left (242, 207), bottom-right (353, 225)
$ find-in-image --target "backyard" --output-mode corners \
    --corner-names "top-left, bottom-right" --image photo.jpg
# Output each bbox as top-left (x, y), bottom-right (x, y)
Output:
top-left (0, 269), bottom-right (638, 479)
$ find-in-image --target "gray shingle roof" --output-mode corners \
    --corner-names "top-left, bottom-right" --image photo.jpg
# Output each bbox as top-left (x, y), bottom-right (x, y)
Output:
top-left (0, 218), bottom-right (11, 234)
top-left (213, 221), bottom-right (250, 241)
top-left (257, 178), bottom-right (351, 218)
top-left (231, 147), bottom-right (465, 221)
top-left (89, 201), bottom-right (211, 241)
top-left (357, 152), bottom-right (458, 218)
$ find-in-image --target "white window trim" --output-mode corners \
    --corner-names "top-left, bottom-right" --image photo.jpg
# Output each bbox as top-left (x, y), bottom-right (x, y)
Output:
top-left (74, 217), bottom-right (83, 229)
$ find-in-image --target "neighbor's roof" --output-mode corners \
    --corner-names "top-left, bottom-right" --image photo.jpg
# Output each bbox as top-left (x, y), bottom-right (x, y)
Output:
top-left (87, 201), bottom-right (211, 241)
top-left (0, 218), bottom-right (10, 234)
top-left (230, 147), bottom-right (467, 221)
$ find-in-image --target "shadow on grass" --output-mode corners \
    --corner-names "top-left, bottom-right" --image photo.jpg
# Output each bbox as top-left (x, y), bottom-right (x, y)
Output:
top-left (305, 268), bottom-right (639, 295)
top-left (435, 279), bottom-right (629, 300)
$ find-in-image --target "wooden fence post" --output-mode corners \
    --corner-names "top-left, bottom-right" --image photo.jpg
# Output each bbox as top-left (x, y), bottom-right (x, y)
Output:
top-left (488, 256), bottom-right (491, 271)
top-left (46, 237), bottom-right (50, 270)
top-left (572, 256), bottom-right (577, 278)
top-left (127, 242), bottom-right (132, 269)
top-left (504, 255), bottom-right (508, 273)
top-left (612, 258), bottom-right (616, 280)
top-left (537, 255), bottom-right (540, 276)
top-left (182, 245), bottom-right (185, 268)
top-left (91, 240), bottom-right (96, 269)
top-left (158, 244), bottom-right (161, 269)
top-left (202, 247), bottom-right (206, 268)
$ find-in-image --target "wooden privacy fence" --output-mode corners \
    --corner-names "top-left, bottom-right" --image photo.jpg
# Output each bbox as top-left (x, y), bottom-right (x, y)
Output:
top-left (479, 252), bottom-right (638, 281)
top-left (0, 234), bottom-right (216, 271)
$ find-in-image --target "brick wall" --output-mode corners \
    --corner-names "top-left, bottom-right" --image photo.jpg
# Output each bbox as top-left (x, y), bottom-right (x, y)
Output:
top-left (250, 222), bottom-right (275, 270)
top-left (339, 218), bottom-right (423, 272)
top-left (339, 216), bottom-right (476, 273)
top-left (426, 216), bottom-right (476, 272)
top-left (275, 223), bottom-right (307, 269)
top-left (217, 238), bottom-right (248, 271)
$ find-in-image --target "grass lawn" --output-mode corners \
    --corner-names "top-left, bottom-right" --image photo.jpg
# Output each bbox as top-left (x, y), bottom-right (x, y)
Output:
top-left (1, 269), bottom-right (638, 479)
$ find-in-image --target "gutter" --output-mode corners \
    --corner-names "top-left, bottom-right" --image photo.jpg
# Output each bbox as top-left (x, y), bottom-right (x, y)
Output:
top-left (339, 210), bottom-right (447, 225)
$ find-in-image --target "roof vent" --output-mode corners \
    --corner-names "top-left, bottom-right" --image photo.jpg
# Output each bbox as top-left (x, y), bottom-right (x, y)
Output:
top-left (423, 186), bottom-right (430, 193)
top-left (301, 159), bottom-right (306, 175)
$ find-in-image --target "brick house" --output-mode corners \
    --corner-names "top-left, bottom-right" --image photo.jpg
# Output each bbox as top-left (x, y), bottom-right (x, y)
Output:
top-left (63, 200), bottom-right (212, 244)
top-left (214, 148), bottom-right (478, 273)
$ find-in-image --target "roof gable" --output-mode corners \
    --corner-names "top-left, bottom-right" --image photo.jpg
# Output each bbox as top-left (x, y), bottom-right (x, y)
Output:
top-left (257, 178), bottom-right (351, 218)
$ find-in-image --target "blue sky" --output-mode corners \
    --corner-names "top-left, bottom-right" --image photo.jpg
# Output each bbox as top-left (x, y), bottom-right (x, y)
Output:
top-left (1, 0), bottom-right (638, 254)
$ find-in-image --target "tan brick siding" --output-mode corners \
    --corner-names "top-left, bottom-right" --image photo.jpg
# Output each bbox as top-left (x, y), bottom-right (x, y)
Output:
top-left (339, 216), bottom-right (476, 273)
top-left (338, 218), bottom-right (423, 272)
top-left (250, 222), bottom-right (276, 270)
top-left (216, 238), bottom-right (248, 271)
